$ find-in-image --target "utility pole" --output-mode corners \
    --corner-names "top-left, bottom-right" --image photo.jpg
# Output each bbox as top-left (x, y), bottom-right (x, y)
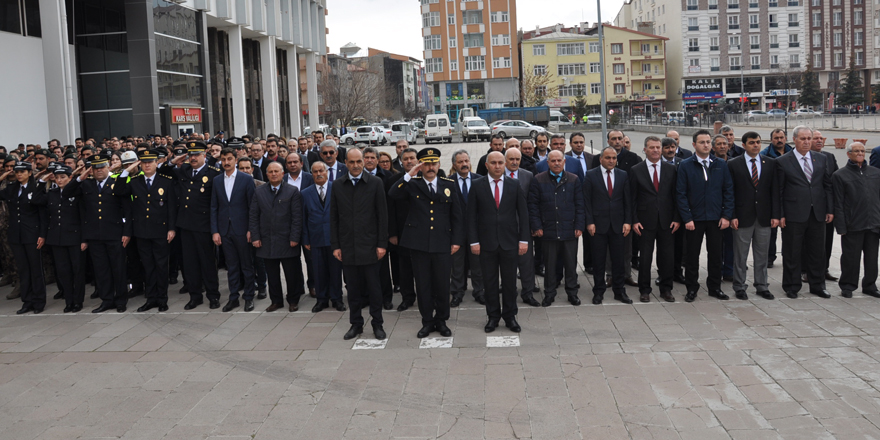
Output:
top-left (598, 0), bottom-right (608, 144)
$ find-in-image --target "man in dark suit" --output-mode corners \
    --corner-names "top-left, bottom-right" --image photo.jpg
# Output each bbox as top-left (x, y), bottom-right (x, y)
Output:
top-left (504, 148), bottom-right (539, 306)
top-left (728, 132), bottom-right (780, 300)
top-left (0, 162), bottom-right (47, 314)
top-left (363, 147), bottom-right (393, 308)
top-left (114, 150), bottom-right (177, 312)
top-left (63, 155), bottom-right (132, 313)
top-left (721, 125), bottom-right (746, 158)
top-left (468, 151), bottom-right (530, 333)
top-left (565, 132), bottom-right (595, 274)
top-left (666, 130), bottom-right (692, 159)
top-left (585, 147), bottom-right (633, 305)
top-left (631, 136), bottom-right (680, 303)
top-left (535, 134), bottom-right (585, 181)
top-left (260, 138), bottom-right (284, 178)
top-left (475, 135), bottom-right (506, 176)
top-left (529, 150), bottom-right (585, 306)
top-left (211, 148), bottom-right (256, 312)
top-left (661, 137), bottom-right (684, 166)
top-left (777, 125), bottom-right (834, 298)
top-left (163, 141), bottom-right (222, 310)
top-left (809, 130), bottom-right (839, 282)
top-left (676, 130), bottom-right (735, 302)
top-left (449, 150), bottom-right (484, 307)
top-left (592, 130), bottom-right (642, 287)
top-left (284, 152), bottom-right (314, 298)
top-left (303, 161), bottom-right (345, 312)
top-left (389, 148), bottom-right (464, 339)
top-left (331, 149), bottom-right (389, 340)
top-left (518, 140), bottom-right (538, 174)
top-left (320, 140), bottom-right (348, 183)
top-left (869, 144), bottom-right (880, 170)
top-left (386, 148), bottom-right (419, 310)
top-left (250, 162), bottom-right (305, 312)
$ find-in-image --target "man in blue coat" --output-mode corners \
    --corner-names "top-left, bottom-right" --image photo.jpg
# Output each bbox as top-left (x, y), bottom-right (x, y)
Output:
top-left (211, 148), bottom-right (256, 312)
top-left (534, 134), bottom-right (585, 182)
top-left (302, 161), bottom-right (345, 312)
top-left (676, 129), bottom-right (735, 302)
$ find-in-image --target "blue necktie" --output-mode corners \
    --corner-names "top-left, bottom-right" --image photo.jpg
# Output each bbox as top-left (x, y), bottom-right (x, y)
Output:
top-left (351, 177), bottom-right (359, 186)
top-left (460, 177), bottom-right (468, 204)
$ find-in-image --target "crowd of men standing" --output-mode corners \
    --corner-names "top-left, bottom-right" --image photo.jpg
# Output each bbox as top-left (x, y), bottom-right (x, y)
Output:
top-left (1, 123), bottom-right (879, 341)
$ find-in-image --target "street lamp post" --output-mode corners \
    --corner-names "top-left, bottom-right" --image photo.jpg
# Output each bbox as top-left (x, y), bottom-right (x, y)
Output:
top-left (598, 0), bottom-right (608, 143)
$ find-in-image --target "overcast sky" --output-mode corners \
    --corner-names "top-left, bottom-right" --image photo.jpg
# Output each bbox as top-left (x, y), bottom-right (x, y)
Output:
top-left (326, 0), bottom-right (626, 60)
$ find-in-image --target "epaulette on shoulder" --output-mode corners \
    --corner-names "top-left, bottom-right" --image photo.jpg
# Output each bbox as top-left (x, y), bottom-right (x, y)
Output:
top-left (412, 175), bottom-right (423, 179)
top-left (209, 165), bottom-right (220, 172)
top-left (159, 174), bottom-right (171, 179)
top-left (440, 176), bottom-right (454, 182)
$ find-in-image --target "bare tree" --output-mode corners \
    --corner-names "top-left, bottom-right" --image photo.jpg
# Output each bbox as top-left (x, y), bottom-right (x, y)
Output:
top-left (321, 57), bottom-right (385, 126)
top-left (767, 63), bottom-right (804, 112)
top-left (520, 64), bottom-right (558, 107)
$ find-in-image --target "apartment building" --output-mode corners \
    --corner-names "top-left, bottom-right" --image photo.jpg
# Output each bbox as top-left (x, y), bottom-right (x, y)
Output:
top-left (420, 0), bottom-right (520, 119)
top-left (520, 25), bottom-right (668, 117)
top-left (808, 0), bottom-right (874, 106)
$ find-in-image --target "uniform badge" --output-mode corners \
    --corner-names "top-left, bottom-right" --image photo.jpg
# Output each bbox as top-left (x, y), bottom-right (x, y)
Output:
top-left (111, 184), bottom-right (114, 190)
top-left (202, 176), bottom-right (208, 183)
top-left (159, 200), bottom-right (164, 207)
top-left (27, 193), bottom-right (32, 200)
top-left (444, 188), bottom-right (451, 197)
top-left (200, 188), bottom-right (204, 193)
top-left (158, 188), bottom-right (164, 195)
top-left (69, 197), bottom-right (75, 202)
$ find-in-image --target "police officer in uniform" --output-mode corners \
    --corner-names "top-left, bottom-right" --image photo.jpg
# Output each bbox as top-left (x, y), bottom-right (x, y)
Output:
top-left (63, 155), bottom-right (131, 313)
top-left (32, 165), bottom-right (84, 312)
top-left (115, 150), bottom-right (177, 312)
top-left (388, 148), bottom-right (464, 338)
top-left (0, 162), bottom-right (47, 314)
top-left (163, 141), bottom-right (222, 310)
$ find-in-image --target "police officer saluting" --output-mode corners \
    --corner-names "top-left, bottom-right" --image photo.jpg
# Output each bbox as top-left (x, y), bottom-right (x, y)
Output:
top-left (63, 154), bottom-right (132, 313)
top-left (115, 150), bottom-right (177, 312)
top-left (163, 141), bottom-right (222, 310)
top-left (0, 161), bottom-right (47, 314)
top-left (388, 148), bottom-right (464, 338)
top-left (32, 165), bottom-right (84, 312)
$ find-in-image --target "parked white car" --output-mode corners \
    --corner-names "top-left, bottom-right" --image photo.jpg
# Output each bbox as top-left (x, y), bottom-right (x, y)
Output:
top-left (461, 117), bottom-right (491, 142)
top-left (490, 120), bottom-right (546, 139)
top-left (340, 126), bottom-right (385, 145)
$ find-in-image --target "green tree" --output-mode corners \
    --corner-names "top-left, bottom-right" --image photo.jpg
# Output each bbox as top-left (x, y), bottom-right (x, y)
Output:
top-left (799, 62), bottom-right (822, 109)
top-left (871, 83), bottom-right (880, 104)
top-left (572, 95), bottom-right (589, 121)
top-left (838, 57), bottom-right (864, 107)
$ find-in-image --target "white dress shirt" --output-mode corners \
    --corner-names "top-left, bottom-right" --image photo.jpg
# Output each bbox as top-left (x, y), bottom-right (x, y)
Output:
top-left (793, 150), bottom-right (812, 177)
top-left (286, 172), bottom-right (302, 190)
top-left (695, 156), bottom-right (712, 181)
top-left (571, 152), bottom-right (588, 173)
top-left (745, 153), bottom-right (762, 179)
top-left (505, 169), bottom-right (519, 179)
top-left (646, 159), bottom-right (662, 181)
top-left (17, 182), bottom-right (27, 197)
top-left (224, 169), bottom-right (237, 201)
top-left (602, 168), bottom-right (615, 192)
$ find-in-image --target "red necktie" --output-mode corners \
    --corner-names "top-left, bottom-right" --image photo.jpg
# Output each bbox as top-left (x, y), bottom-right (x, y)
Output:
top-left (493, 179), bottom-right (500, 208)
top-left (510, 171), bottom-right (515, 179)
top-left (606, 170), bottom-right (613, 198)
top-left (652, 164), bottom-right (659, 192)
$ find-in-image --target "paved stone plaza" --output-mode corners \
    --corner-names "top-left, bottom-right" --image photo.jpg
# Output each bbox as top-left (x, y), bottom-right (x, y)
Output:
top-left (2, 131), bottom-right (880, 439)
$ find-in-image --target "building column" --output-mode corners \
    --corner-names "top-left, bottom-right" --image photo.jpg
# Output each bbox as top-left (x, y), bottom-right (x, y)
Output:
top-left (306, 51), bottom-right (319, 130)
top-left (199, 12), bottom-right (214, 135)
top-left (227, 26), bottom-right (248, 136)
top-left (288, 46), bottom-right (303, 135)
top-left (125, 0), bottom-right (160, 136)
top-left (259, 36), bottom-right (279, 135)
top-left (40, 0), bottom-right (77, 143)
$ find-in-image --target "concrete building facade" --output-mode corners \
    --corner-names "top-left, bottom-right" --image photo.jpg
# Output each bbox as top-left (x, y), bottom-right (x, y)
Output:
top-left (0, 0), bottom-right (327, 147)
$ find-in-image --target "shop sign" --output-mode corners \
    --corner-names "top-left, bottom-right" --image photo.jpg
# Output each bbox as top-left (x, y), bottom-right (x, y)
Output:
top-left (171, 107), bottom-right (202, 124)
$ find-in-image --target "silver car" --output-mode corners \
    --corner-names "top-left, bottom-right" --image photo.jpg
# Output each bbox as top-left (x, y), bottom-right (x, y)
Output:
top-left (490, 120), bottom-right (546, 139)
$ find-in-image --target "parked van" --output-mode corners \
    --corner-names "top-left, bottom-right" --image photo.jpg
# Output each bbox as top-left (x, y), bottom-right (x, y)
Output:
top-left (425, 114), bottom-right (452, 144)
top-left (461, 117), bottom-right (490, 142)
top-left (390, 122), bottom-right (418, 144)
top-left (548, 111), bottom-right (568, 129)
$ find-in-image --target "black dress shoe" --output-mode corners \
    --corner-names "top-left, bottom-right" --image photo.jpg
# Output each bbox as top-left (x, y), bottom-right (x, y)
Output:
top-left (128, 287), bottom-right (144, 298)
top-left (16, 305), bottom-right (33, 314)
top-left (53, 291), bottom-right (63, 300)
top-left (393, 285), bottom-right (400, 293)
top-left (522, 296), bottom-right (540, 307)
top-left (32, 307), bottom-right (43, 314)
top-left (541, 295), bottom-right (554, 307)
top-left (397, 302), bottom-right (413, 311)
top-left (863, 290), bottom-right (880, 298)
top-left (90, 291), bottom-right (99, 299)
top-left (179, 285), bottom-right (189, 294)
top-left (592, 295), bottom-right (603, 305)
top-left (332, 300), bottom-right (347, 312)
top-left (674, 273), bottom-right (687, 284)
top-left (708, 290), bottom-right (730, 300)
top-left (209, 299), bottom-right (221, 309)
top-left (640, 293), bottom-right (650, 303)
top-left (614, 293), bottom-right (633, 304)
top-left (417, 325), bottom-right (434, 338)
top-left (505, 318), bottom-right (521, 333)
top-left (343, 325), bottom-right (363, 340)
top-left (435, 322), bottom-right (452, 337)
top-left (373, 325), bottom-right (387, 340)
top-left (841, 290), bottom-right (853, 298)
top-left (825, 272), bottom-right (838, 282)
top-left (137, 301), bottom-right (157, 312)
top-left (222, 300), bottom-right (240, 312)
top-left (474, 295), bottom-right (486, 305)
top-left (685, 291), bottom-right (697, 302)
top-left (256, 288), bottom-right (267, 300)
top-left (624, 277), bottom-right (638, 287)
top-left (484, 319), bottom-right (499, 333)
top-left (660, 291), bottom-right (675, 302)
top-left (92, 303), bottom-right (114, 313)
top-left (70, 304), bottom-right (83, 312)
top-left (655, 278), bottom-right (661, 286)
top-left (785, 291), bottom-right (798, 299)
top-left (244, 300), bottom-right (254, 312)
top-left (116, 306), bottom-right (126, 313)
top-left (383, 301), bottom-right (393, 310)
top-left (168, 277), bottom-right (178, 285)
top-left (450, 296), bottom-right (463, 307)
top-left (767, 261), bottom-right (775, 268)
top-left (568, 295), bottom-right (582, 306)
top-left (63, 305), bottom-right (73, 313)
top-left (158, 304), bottom-right (168, 312)
top-left (184, 299), bottom-right (202, 310)
top-left (585, 266), bottom-right (593, 275)
top-left (801, 273), bottom-right (809, 283)
top-left (312, 302), bottom-right (328, 313)
top-left (810, 289), bottom-right (831, 299)
top-left (735, 290), bottom-right (748, 300)
top-left (535, 267), bottom-right (546, 277)
top-left (756, 291), bottom-right (774, 300)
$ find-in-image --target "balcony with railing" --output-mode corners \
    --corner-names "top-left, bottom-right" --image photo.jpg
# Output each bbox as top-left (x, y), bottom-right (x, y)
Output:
top-left (630, 48), bottom-right (665, 57)
top-left (631, 68), bottom-right (665, 77)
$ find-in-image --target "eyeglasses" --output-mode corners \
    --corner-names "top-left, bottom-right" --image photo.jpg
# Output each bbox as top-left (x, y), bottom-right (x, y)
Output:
top-left (379, 160), bottom-right (391, 164)
top-left (322, 151), bottom-right (335, 156)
